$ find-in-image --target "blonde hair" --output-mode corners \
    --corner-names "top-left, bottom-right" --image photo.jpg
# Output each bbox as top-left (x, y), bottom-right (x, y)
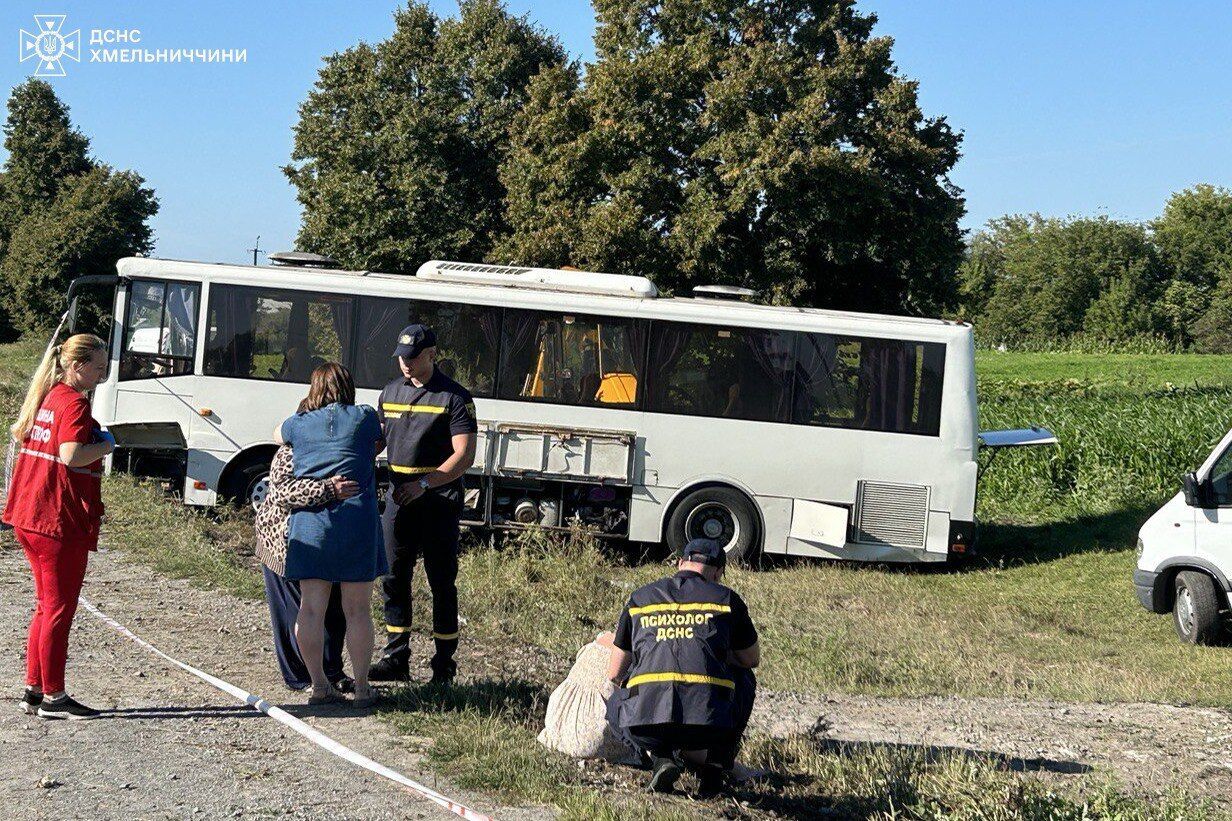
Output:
top-left (11, 333), bottom-right (107, 441)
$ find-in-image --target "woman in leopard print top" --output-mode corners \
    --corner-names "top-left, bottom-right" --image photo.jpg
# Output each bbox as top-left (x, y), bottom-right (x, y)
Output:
top-left (255, 445), bottom-right (358, 691)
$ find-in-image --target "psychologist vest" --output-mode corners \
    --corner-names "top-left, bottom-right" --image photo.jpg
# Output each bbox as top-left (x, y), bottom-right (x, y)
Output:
top-left (617, 571), bottom-right (745, 729)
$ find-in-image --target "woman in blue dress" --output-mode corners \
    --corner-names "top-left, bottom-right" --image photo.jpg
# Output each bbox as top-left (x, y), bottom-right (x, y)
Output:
top-left (276, 363), bottom-right (386, 707)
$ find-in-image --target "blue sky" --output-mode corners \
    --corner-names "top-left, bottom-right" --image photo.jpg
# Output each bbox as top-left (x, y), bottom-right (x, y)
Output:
top-left (1, 1), bottom-right (1228, 266)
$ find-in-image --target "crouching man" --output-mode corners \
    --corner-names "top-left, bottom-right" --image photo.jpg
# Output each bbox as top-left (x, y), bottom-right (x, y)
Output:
top-left (605, 538), bottom-right (759, 797)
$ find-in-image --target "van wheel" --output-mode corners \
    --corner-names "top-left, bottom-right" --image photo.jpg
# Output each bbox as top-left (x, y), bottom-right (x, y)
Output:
top-left (1173, 571), bottom-right (1222, 645)
top-left (222, 458), bottom-right (272, 511)
top-left (666, 486), bottom-right (760, 564)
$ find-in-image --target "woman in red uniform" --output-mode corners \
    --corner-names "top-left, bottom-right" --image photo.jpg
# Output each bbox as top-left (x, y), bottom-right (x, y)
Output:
top-left (4, 333), bottom-right (113, 719)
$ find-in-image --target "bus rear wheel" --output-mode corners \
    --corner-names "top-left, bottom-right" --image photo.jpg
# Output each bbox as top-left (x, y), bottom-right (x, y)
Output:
top-left (666, 486), bottom-right (760, 564)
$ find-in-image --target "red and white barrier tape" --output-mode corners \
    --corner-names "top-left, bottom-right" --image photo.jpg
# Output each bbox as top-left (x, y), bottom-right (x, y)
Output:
top-left (77, 596), bottom-right (495, 821)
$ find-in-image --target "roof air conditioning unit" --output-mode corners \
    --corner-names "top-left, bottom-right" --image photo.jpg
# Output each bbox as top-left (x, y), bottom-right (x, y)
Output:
top-left (268, 251), bottom-right (340, 269)
top-left (415, 260), bottom-right (658, 299)
top-left (693, 285), bottom-right (757, 302)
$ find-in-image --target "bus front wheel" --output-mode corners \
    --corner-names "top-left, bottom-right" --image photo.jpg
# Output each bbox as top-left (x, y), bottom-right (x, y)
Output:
top-left (222, 456), bottom-right (273, 511)
top-left (666, 486), bottom-right (760, 564)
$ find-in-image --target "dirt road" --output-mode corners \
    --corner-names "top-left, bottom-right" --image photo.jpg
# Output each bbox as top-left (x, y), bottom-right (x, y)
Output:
top-left (754, 690), bottom-right (1232, 800)
top-left (0, 542), bottom-right (544, 821)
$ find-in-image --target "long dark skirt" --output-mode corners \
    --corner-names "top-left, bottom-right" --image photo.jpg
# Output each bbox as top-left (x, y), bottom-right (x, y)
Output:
top-left (261, 566), bottom-right (347, 689)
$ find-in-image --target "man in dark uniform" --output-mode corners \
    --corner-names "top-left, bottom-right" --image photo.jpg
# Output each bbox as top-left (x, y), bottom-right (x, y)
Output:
top-left (605, 538), bottom-right (759, 798)
top-left (370, 324), bottom-right (478, 684)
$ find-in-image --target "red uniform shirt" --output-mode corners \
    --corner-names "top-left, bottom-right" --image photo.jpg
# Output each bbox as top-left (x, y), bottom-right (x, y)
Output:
top-left (3, 382), bottom-right (104, 546)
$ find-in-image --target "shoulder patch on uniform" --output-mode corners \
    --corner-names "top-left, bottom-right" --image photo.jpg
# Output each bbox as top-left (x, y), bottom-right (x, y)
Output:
top-left (465, 402), bottom-right (476, 418)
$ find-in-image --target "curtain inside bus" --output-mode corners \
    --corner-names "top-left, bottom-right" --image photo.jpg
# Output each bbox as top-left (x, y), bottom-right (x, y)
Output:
top-left (205, 288), bottom-right (257, 377)
top-left (647, 323), bottom-right (792, 422)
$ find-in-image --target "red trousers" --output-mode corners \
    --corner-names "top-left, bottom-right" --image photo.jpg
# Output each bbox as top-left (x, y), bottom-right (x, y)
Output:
top-left (17, 528), bottom-right (91, 693)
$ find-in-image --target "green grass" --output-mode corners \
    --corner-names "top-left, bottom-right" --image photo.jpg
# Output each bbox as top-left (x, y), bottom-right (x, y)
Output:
top-left (975, 349), bottom-right (1232, 388)
top-left (101, 476), bottom-right (263, 599)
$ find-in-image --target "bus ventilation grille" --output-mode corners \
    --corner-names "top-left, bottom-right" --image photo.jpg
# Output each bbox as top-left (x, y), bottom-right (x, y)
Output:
top-left (855, 481), bottom-right (930, 548)
top-left (435, 262), bottom-right (534, 276)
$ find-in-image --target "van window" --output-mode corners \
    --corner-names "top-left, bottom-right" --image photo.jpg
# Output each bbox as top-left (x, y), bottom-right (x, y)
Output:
top-left (499, 310), bottom-right (645, 407)
top-left (204, 285), bottom-right (353, 383)
top-left (352, 298), bottom-right (500, 393)
top-left (793, 334), bottom-right (946, 436)
top-left (119, 279), bottom-right (199, 380)
top-left (1209, 446), bottom-right (1232, 506)
top-left (646, 322), bottom-right (793, 422)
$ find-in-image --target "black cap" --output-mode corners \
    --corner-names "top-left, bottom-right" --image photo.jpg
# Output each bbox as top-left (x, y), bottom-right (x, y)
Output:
top-left (392, 324), bottom-right (437, 359)
top-left (680, 538), bottom-right (727, 568)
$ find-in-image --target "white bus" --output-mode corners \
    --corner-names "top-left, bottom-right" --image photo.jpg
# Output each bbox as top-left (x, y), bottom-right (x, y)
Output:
top-left (72, 255), bottom-right (1044, 564)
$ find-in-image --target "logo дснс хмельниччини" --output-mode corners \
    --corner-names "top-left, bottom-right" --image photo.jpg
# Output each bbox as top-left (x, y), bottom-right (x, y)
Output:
top-left (19, 15), bottom-right (81, 77)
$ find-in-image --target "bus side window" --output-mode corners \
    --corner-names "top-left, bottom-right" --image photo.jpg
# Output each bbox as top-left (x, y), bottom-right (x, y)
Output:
top-left (119, 280), bottom-right (199, 381)
top-left (353, 297), bottom-right (410, 389)
top-left (205, 285), bottom-right (352, 383)
top-left (499, 310), bottom-right (643, 408)
top-left (647, 322), bottom-right (792, 422)
top-left (409, 302), bottom-right (500, 397)
top-left (792, 333), bottom-right (946, 436)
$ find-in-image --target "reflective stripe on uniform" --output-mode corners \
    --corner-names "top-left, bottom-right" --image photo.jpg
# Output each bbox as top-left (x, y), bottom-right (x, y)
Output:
top-left (432, 631), bottom-right (459, 640)
top-left (627, 602), bottom-right (732, 617)
top-left (20, 447), bottom-right (102, 477)
top-left (388, 465), bottom-right (435, 475)
top-left (386, 625), bottom-right (411, 634)
top-left (627, 672), bottom-right (735, 689)
top-left (382, 403), bottom-right (448, 414)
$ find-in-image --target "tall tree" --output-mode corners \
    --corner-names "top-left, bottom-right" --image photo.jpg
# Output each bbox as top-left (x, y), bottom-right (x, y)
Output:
top-left (285, 0), bottom-right (568, 272)
top-left (0, 79), bottom-right (91, 235)
top-left (970, 216), bottom-right (1165, 345)
top-left (1153, 184), bottom-right (1232, 291)
top-left (496, 0), bottom-right (965, 313)
top-left (1154, 186), bottom-right (1232, 351)
top-left (0, 79), bottom-right (157, 334)
top-left (3, 167), bottom-right (156, 333)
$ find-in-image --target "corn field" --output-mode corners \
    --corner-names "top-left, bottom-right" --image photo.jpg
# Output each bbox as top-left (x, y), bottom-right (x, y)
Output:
top-left (977, 380), bottom-right (1232, 520)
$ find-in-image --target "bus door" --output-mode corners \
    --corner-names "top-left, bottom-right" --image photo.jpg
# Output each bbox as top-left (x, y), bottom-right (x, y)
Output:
top-left (108, 277), bottom-right (202, 472)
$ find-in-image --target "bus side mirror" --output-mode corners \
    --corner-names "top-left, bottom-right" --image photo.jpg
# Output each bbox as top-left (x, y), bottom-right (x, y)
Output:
top-left (66, 295), bottom-right (81, 334)
top-left (1183, 472), bottom-right (1209, 508)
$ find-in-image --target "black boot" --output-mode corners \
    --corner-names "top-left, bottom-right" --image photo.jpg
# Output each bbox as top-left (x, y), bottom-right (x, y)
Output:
top-left (369, 656), bottom-right (409, 682)
top-left (429, 656), bottom-right (456, 685)
top-left (647, 755), bottom-right (681, 794)
top-left (430, 635), bottom-right (458, 684)
top-left (696, 763), bottom-right (725, 799)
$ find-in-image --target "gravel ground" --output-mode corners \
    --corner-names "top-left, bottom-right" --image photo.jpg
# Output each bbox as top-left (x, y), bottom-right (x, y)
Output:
top-left (0, 541), bottom-right (548, 821)
top-left (752, 685), bottom-right (1232, 800)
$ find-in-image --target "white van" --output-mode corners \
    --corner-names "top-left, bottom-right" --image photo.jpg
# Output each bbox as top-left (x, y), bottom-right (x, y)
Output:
top-left (1135, 428), bottom-right (1232, 644)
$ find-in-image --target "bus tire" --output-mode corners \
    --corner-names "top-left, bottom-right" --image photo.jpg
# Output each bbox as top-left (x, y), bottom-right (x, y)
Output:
top-left (221, 455), bottom-right (273, 511)
top-left (666, 485), bottom-right (760, 565)
top-left (1173, 570), bottom-right (1222, 645)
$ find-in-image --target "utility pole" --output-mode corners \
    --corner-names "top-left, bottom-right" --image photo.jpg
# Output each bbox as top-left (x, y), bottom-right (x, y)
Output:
top-left (247, 235), bottom-right (263, 266)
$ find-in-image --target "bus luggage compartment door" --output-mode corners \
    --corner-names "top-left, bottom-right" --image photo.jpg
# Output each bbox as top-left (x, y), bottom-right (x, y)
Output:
top-left (493, 423), bottom-right (634, 484)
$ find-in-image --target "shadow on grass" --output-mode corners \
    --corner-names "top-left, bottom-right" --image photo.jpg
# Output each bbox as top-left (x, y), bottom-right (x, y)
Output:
top-left (973, 502), bottom-right (1157, 568)
top-left (381, 677), bottom-right (551, 721)
top-left (752, 501), bottom-right (1159, 578)
top-left (730, 738), bottom-right (1092, 821)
